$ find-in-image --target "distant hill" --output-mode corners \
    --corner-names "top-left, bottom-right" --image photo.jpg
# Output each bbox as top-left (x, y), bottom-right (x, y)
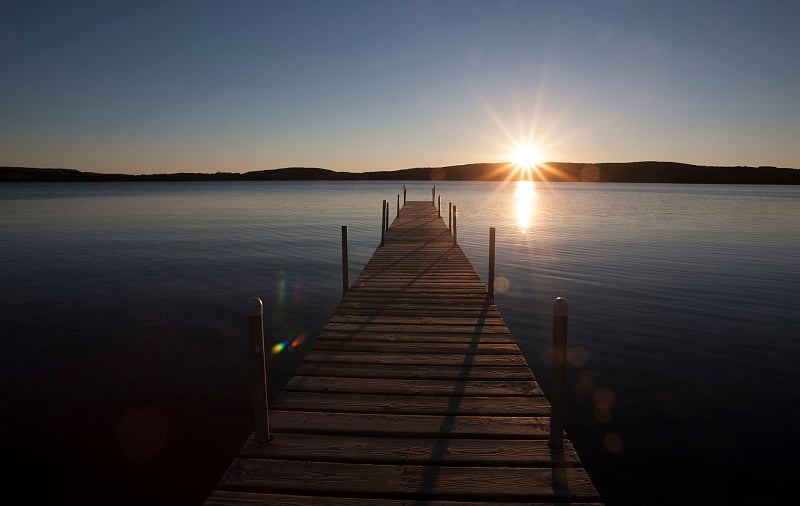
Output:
top-left (2, 162), bottom-right (799, 184)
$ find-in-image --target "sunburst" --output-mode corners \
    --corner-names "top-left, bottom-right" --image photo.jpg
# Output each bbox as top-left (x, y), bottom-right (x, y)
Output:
top-left (510, 143), bottom-right (544, 180)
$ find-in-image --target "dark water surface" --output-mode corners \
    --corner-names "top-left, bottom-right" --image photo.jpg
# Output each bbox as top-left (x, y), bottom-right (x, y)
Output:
top-left (1, 181), bottom-right (798, 504)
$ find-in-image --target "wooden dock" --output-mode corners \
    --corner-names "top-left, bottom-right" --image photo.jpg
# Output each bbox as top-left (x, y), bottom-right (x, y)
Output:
top-left (206, 200), bottom-right (603, 505)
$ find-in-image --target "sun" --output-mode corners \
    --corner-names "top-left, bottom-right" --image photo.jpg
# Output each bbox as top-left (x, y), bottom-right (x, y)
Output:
top-left (511, 143), bottom-right (543, 169)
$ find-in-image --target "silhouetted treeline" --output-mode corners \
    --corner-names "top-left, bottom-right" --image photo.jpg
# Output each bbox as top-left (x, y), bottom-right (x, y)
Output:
top-left (2, 162), bottom-right (798, 184)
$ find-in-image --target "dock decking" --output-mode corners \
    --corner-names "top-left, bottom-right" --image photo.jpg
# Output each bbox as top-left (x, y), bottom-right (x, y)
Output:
top-left (206, 200), bottom-right (602, 504)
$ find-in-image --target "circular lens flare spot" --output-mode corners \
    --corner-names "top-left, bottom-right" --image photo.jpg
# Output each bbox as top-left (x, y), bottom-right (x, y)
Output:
top-left (604, 432), bottom-right (624, 454)
top-left (567, 346), bottom-right (589, 367)
top-left (493, 276), bottom-right (510, 293)
top-left (593, 387), bottom-right (616, 410)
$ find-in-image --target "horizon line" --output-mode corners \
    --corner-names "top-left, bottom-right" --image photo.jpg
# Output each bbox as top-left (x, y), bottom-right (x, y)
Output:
top-left (3, 159), bottom-right (799, 177)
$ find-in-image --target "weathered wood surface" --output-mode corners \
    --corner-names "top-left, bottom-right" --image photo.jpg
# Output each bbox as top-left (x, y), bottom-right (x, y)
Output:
top-left (207, 200), bottom-right (602, 504)
top-left (284, 376), bottom-right (544, 395)
top-left (207, 490), bottom-right (604, 506)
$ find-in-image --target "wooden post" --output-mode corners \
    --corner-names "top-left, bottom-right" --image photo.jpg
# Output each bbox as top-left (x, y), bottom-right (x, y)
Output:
top-left (381, 200), bottom-right (386, 246)
top-left (385, 200), bottom-right (389, 230)
top-left (453, 206), bottom-right (458, 243)
top-left (438, 195), bottom-right (441, 217)
top-left (432, 185), bottom-right (435, 203)
top-left (403, 185), bottom-right (406, 205)
top-left (341, 226), bottom-right (349, 295)
top-left (396, 194), bottom-right (400, 217)
top-left (248, 297), bottom-right (271, 444)
top-left (549, 297), bottom-right (568, 449)
top-left (488, 227), bottom-right (495, 300)
top-left (448, 202), bottom-right (452, 230)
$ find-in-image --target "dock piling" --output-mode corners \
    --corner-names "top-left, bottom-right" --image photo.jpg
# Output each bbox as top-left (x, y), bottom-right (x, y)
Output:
top-left (452, 205), bottom-right (458, 244)
top-left (432, 185), bottom-right (436, 203)
top-left (397, 194), bottom-right (400, 217)
top-left (549, 296), bottom-right (569, 449)
top-left (489, 227), bottom-right (495, 300)
top-left (438, 195), bottom-right (441, 217)
top-left (403, 185), bottom-right (406, 205)
top-left (341, 226), bottom-right (349, 295)
top-left (381, 200), bottom-right (386, 246)
top-left (448, 202), bottom-right (452, 230)
top-left (248, 297), bottom-right (271, 444)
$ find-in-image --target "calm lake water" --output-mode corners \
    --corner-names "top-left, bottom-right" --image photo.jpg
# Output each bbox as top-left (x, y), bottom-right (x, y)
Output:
top-left (1, 181), bottom-right (798, 504)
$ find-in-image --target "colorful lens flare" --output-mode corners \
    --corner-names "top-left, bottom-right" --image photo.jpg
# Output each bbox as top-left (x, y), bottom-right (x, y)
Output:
top-left (291, 333), bottom-right (308, 348)
top-left (271, 341), bottom-right (288, 354)
top-left (270, 332), bottom-right (309, 355)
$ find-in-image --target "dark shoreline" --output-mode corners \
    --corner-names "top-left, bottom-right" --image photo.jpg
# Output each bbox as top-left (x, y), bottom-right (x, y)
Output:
top-left (2, 161), bottom-right (799, 184)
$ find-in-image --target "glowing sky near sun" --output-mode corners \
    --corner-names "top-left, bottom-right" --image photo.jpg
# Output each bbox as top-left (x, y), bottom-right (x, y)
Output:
top-left (2, 0), bottom-right (799, 173)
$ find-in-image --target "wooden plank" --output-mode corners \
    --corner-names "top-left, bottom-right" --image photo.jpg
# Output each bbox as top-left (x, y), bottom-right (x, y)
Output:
top-left (357, 268), bottom-right (479, 273)
top-left (334, 304), bottom-right (501, 313)
top-left (355, 271), bottom-right (483, 278)
top-left (347, 286), bottom-right (486, 291)
top-left (239, 433), bottom-right (582, 466)
top-left (329, 309), bottom-right (505, 318)
top-left (317, 330), bottom-right (518, 344)
top-left (335, 300), bottom-right (495, 307)
top-left (338, 296), bottom-right (495, 304)
top-left (326, 315), bottom-right (509, 325)
top-left (350, 282), bottom-right (484, 286)
top-left (321, 323), bottom-right (513, 334)
top-left (347, 290), bottom-right (490, 296)
top-left (206, 491), bottom-right (605, 505)
top-left (273, 392), bottom-right (550, 416)
top-left (360, 260), bottom-right (467, 267)
top-left (269, 411), bottom-right (552, 438)
top-left (335, 301), bottom-right (498, 308)
top-left (302, 351), bottom-right (528, 366)
top-left (219, 460), bottom-right (601, 502)
top-left (294, 363), bottom-right (534, 380)
top-left (352, 279), bottom-right (484, 285)
top-left (309, 341), bottom-right (523, 355)
top-left (284, 376), bottom-right (543, 395)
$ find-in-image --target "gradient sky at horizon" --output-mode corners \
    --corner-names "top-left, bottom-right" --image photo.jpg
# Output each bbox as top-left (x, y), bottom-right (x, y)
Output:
top-left (2, 0), bottom-right (799, 174)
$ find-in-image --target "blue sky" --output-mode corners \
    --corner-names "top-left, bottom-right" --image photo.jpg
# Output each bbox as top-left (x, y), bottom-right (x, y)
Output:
top-left (2, 0), bottom-right (799, 173)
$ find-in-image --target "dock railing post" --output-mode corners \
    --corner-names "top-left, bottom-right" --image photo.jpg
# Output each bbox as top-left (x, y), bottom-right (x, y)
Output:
top-left (248, 297), bottom-right (271, 444)
top-left (397, 194), bottom-right (400, 217)
top-left (385, 200), bottom-right (389, 229)
top-left (438, 195), bottom-right (441, 217)
top-left (403, 185), bottom-right (406, 205)
top-left (381, 200), bottom-right (386, 246)
top-left (452, 205), bottom-right (458, 244)
top-left (432, 185), bottom-right (435, 203)
top-left (549, 297), bottom-right (568, 449)
top-left (341, 226), bottom-right (349, 296)
top-left (448, 202), bottom-right (452, 230)
top-left (488, 227), bottom-right (495, 300)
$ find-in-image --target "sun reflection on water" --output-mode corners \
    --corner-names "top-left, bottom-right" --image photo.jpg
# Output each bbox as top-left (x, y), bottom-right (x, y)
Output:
top-left (514, 181), bottom-right (538, 231)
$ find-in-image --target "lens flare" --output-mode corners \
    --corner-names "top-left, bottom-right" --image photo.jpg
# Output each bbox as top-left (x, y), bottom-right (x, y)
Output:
top-left (276, 272), bottom-right (287, 305)
top-left (511, 143), bottom-right (542, 169)
top-left (271, 341), bottom-right (288, 354)
top-left (493, 276), bottom-right (510, 293)
top-left (604, 432), bottom-right (624, 454)
top-left (270, 331), bottom-right (309, 355)
top-left (291, 333), bottom-right (308, 348)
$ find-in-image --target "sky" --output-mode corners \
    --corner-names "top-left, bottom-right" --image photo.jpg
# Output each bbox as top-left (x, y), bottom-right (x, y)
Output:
top-left (2, 0), bottom-right (799, 174)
